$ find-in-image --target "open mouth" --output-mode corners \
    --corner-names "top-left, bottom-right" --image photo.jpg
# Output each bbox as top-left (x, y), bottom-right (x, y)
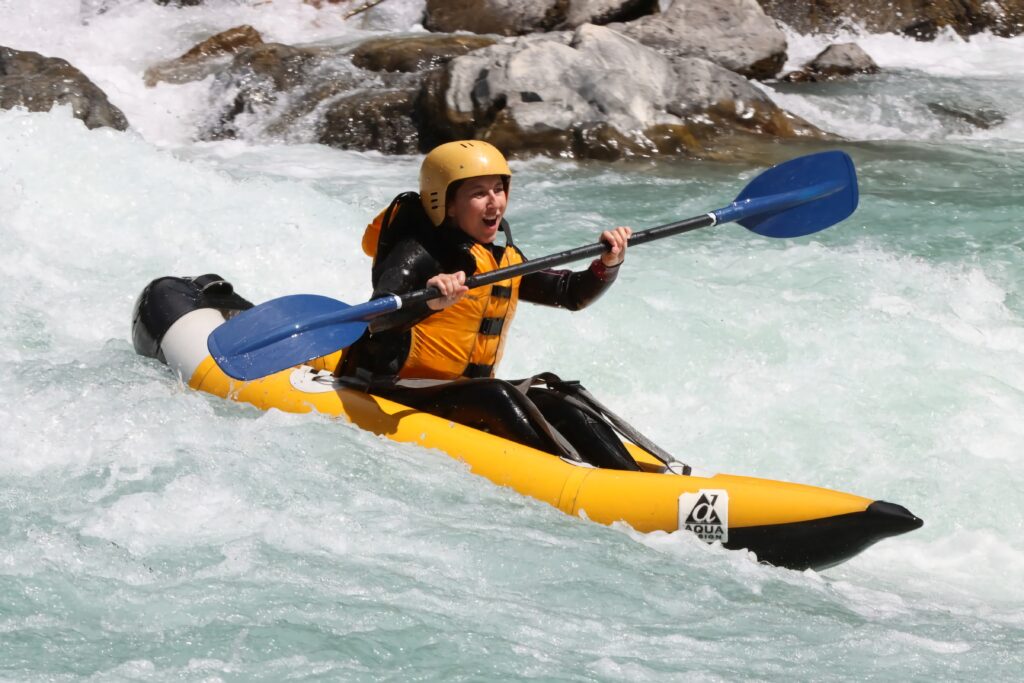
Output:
top-left (482, 215), bottom-right (500, 228)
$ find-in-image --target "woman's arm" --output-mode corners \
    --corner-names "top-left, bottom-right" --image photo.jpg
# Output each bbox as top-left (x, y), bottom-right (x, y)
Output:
top-left (367, 238), bottom-right (472, 333)
top-left (519, 226), bottom-right (631, 310)
top-left (518, 260), bottom-right (620, 310)
top-left (367, 238), bottom-right (440, 333)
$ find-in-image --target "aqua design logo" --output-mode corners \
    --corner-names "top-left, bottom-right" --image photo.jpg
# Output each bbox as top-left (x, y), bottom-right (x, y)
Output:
top-left (289, 367), bottom-right (336, 394)
top-left (678, 489), bottom-right (729, 543)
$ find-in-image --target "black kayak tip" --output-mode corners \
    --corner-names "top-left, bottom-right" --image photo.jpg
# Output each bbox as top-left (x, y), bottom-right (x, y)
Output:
top-left (866, 500), bottom-right (924, 535)
top-left (726, 499), bottom-right (923, 571)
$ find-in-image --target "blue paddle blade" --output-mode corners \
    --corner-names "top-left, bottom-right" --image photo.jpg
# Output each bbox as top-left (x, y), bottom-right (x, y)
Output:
top-left (208, 294), bottom-right (370, 381)
top-left (715, 150), bottom-right (859, 238)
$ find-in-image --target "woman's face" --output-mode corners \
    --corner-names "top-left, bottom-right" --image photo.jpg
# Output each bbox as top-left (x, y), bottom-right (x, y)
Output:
top-left (447, 174), bottom-right (508, 244)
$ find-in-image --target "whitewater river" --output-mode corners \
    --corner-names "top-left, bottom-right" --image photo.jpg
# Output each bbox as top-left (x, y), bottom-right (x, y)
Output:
top-left (1, 1), bottom-right (1022, 680)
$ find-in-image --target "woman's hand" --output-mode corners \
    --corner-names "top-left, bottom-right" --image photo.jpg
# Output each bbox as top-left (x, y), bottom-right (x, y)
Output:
top-left (600, 226), bottom-right (633, 267)
top-left (426, 271), bottom-right (469, 310)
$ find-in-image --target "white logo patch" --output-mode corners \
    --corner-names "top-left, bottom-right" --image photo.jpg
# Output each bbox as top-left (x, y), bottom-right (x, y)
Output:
top-left (678, 489), bottom-right (729, 543)
top-left (289, 367), bottom-right (336, 394)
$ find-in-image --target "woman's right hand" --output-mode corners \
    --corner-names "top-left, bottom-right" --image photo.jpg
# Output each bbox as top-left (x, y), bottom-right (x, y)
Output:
top-left (426, 271), bottom-right (469, 310)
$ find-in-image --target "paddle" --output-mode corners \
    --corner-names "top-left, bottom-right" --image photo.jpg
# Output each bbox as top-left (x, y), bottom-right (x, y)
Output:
top-left (209, 150), bottom-right (858, 381)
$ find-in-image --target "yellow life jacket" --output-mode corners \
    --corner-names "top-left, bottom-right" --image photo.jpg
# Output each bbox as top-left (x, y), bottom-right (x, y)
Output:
top-left (401, 241), bottom-right (523, 380)
top-left (363, 207), bottom-right (386, 257)
top-left (360, 194), bottom-right (524, 380)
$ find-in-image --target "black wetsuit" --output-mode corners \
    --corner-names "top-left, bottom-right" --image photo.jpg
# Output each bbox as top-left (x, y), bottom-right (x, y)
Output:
top-left (337, 204), bottom-right (640, 471)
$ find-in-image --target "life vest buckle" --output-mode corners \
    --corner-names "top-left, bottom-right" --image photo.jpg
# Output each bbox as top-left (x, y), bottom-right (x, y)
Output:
top-left (479, 317), bottom-right (505, 336)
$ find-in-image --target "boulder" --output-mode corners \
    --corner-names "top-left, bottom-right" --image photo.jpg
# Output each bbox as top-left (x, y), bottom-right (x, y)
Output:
top-left (200, 25), bottom-right (826, 160)
top-left (927, 102), bottom-right (1006, 130)
top-left (613, 0), bottom-right (787, 80)
top-left (144, 25), bottom-right (264, 87)
top-left (319, 89), bottom-right (422, 153)
top-left (782, 42), bottom-right (879, 82)
top-left (756, 0), bottom-right (1024, 39)
top-left (350, 34), bottom-right (497, 73)
top-left (423, 24), bottom-right (826, 160)
top-left (0, 45), bottom-right (129, 131)
top-left (203, 42), bottom-right (340, 141)
top-left (808, 43), bottom-right (879, 76)
top-left (424, 0), bottom-right (558, 35)
top-left (565, 0), bottom-right (660, 25)
top-left (424, 0), bottom-right (659, 35)
top-left (205, 31), bottom-right (499, 147)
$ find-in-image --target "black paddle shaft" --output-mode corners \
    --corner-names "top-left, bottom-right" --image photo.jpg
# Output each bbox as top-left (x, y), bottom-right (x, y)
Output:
top-left (398, 213), bottom-right (716, 307)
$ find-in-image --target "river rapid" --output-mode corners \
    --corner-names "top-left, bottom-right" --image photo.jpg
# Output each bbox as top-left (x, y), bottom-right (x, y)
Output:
top-left (1, 1), bottom-right (1022, 680)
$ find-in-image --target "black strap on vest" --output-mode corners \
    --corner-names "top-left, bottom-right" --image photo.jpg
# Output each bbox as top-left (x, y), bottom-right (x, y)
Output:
top-left (479, 317), bottom-right (504, 336)
top-left (463, 362), bottom-right (494, 378)
top-left (491, 285), bottom-right (512, 299)
top-left (500, 217), bottom-right (515, 248)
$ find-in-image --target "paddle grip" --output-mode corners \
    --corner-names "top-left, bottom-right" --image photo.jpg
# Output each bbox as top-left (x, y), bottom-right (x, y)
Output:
top-left (397, 213), bottom-right (717, 307)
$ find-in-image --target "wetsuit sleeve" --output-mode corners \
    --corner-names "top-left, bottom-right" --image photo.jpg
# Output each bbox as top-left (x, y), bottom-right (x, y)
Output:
top-left (366, 237), bottom-right (439, 333)
top-left (518, 259), bottom-right (620, 311)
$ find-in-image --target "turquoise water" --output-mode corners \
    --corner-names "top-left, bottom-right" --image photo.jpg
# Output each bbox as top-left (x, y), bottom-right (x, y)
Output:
top-left (2, 2), bottom-right (1023, 680)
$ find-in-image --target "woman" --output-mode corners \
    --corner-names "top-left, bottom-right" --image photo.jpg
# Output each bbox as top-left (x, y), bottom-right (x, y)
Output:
top-left (337, 140), bottom-right (640, 470)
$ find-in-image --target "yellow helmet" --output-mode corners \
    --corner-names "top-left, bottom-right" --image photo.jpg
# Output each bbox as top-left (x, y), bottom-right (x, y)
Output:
top-left (419, 140), bottom-right (511, 226)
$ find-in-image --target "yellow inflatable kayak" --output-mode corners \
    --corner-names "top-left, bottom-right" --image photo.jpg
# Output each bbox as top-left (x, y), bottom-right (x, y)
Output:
top-left (133, 275), bottom-right (922, 571)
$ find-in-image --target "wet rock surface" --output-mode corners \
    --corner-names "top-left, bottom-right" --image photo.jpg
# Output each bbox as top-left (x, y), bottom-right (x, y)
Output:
top-left (424, 25), bottom-right (826, 160)
top-left (141, 2), bottom-right (859, 160)
top-left (613, 0), bottom-right (787, 80)
top-left (350, 34), bottom-right (497, 73)
top-left (783, 43), bottom-right (880, 82)
top-left (927, 102), bottom-right (1006, 130)
top-left (144, 25), bottom-right (264, 87)
top-left (757, 0), bottom-right (1024, 39)
top-left (191, 22), bottom-right (826, 159)
top-left (0, 45), bottom-right (129, 131)
top-left (424, 0), bottom-right (660, 35)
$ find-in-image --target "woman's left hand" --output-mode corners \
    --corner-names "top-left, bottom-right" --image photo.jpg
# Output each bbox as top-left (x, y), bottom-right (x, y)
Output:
top-left (600, 226), bottom-right (633, 267)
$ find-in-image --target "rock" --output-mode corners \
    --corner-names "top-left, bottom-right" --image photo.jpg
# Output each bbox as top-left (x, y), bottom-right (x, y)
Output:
top-left (807, 43), bottom-right (879, 77)
top-left (566, 0), bottom-right (660, 25)
top-left (319, 89), bottom-right (422, 153)
top-left (424, 0), bottom-right (557, 35)
top-left (782, 42), bottom-right (879, 82)
top-left (144, 25), bottom-right (264, 87)
top-left (757, 0), bottom-right (1024, 39)
top-left (344, 0), bottom-right (429, 31)
top-left (199, 25), bottom-right (825, 160)
top-left (424, 0), bottom-right (659, 35)
top-left (927, 102), bottom-right (1006, 129)
top-left (423, 24), bottom-right (826, 160)
top-left (205, 31), bottom-right (498, 148)
top-left (613, 0), bottom-right (787, 80)
top-left (204, 42), bottom-right (340, 141)
top-left (0, 45), bottom-right (129, 131)
top-left (350, 34), bottom-right (497, 73)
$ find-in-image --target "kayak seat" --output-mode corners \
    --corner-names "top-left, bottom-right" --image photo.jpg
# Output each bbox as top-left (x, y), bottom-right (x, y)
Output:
top-left (380, 378), bottom-right (641, 471)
